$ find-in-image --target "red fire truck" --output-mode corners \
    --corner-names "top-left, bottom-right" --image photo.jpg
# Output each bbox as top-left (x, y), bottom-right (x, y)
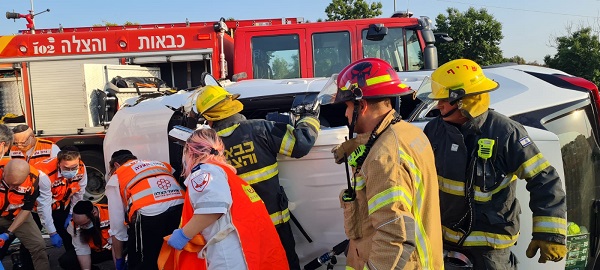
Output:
top-left (0, 17), bottom-right (301, 200)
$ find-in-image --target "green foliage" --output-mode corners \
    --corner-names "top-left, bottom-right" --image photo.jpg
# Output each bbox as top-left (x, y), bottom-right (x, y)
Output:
top-left (325, 0), bottom-right (383, 21)
top-left (434, 7), bottom-right (504, 66)
top-left (544, 27), bottom-right (600, 86)
top-left (504, 55), bottom-right (526, 65)
top-left (271, 55), bottom-right (300, 79)
top-left (92, 21), bottom-right (138, 27)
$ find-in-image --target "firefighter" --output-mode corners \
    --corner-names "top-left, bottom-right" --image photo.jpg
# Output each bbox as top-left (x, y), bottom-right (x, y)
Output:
top-left (35, 146), bottom-right (88, 252)
top-left (192, 85), bottom-right (320, 270)
top-left (105, 150), bottom-right (184, 270)
top-left (165, 128), bottom-right (288, 269)
top-left (58, 200), bottom-right (113, 270)
top-left (421, 58), bottom-right (567, 269)
top-left (10, 124), bottom-right (61, 164)
top-left (0, 158), bottom-right (50, 270)
top-left (329, 58), bottom-right (444, 269)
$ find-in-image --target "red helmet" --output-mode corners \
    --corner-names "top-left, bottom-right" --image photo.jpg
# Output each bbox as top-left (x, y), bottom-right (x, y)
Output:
top-left (334, 58), bottom-right (411, 104)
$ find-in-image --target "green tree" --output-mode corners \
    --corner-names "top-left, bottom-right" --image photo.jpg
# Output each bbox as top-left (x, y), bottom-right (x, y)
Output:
top-left (325, 0), bottom-right (383, 21)
top-left (544, 27), bottom-right (600, 86)
top-left (92, 21), bottom-right (138, 27)
top-left (504, 55), bottom-right (526, 64)
top-left (434, 7), bottom-right (504, 66)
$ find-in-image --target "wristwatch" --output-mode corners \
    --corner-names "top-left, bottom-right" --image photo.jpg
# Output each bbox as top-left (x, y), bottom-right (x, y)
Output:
top-left (6, 230), bottom-right (15, 239)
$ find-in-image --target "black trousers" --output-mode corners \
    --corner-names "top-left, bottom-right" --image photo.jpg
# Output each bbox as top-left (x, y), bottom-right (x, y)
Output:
top-left (58, 249), bottom-right (113, 270)
top-left (21, 207), bottom-right (74, 270)
top-left (126, 204), bottom-right (183, 270)
top-left (277, 221), bottom-right (300, 270)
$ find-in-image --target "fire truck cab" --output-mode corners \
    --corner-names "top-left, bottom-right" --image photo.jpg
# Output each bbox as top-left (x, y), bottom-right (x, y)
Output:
top-left (233, 14), bottom-right (438, 79)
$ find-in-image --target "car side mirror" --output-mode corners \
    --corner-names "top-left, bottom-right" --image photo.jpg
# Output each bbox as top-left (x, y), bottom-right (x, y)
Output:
top-left (366, 24), bottom-right (388, 41)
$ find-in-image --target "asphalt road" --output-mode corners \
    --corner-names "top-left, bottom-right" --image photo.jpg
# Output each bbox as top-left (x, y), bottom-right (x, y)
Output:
top-left (1, 237), bottom-right (115, 270)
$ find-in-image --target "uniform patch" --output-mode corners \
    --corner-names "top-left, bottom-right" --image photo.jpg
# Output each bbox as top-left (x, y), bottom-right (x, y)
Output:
top-left (519, 136), bottom-right (532, 147)
top-left (451, 144), bottom-right (459, 152)
top-left (242, 185), bottom-right (261, 203)
top-left (148, 177), bottom-right (182, 200)
top-left (191, 172), bottom-right (211, 192)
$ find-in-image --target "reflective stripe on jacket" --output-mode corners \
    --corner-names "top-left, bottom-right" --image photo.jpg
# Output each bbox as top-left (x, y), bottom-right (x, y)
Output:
top-left (179, 163), bottom-right (289, 270)
top-left (343, 111), bottom-right (444, 270)
top-left (213, 113), bottom-right (318, 226)
top-left (114, 160), bottom-right (184, 223)
top-left (423, 110), bottom-right (567, 247)
top-left (0, 158), bottom-right (40, 219)
top-left (35, 157), bottom-right (85, 210)
top-left (10, 138), bottom-right (55, 165)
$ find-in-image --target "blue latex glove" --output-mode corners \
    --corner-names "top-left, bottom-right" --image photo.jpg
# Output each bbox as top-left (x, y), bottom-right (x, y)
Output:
top-left (0, 233), bottom-right (9, 248)
top-left (167, 229), bottom-right (191, 250)
top-left (50, 233), bottom-right (63, 247)
top-left (64, 213), bottom-right (73, 229)
top-left (115, 257), bottom-right (126, 270)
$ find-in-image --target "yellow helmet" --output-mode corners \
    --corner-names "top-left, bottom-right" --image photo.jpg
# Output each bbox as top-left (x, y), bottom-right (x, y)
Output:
top-left (428, 59), bottom-right (498, 102)
top-left (194, 85), bottom-right (243, 121)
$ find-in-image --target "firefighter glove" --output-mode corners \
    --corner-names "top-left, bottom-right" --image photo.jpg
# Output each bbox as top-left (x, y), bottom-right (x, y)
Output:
top-left (0, 233), bottom-right (8, 248)
top-left (50, 233), bottom-right (63, 247)
top-left (526, 239), bottom-right (567, 263)
top-left (168, 229), bottom-right (191, 250)
top-left (64, 213), bottom-right (73, 229)
top-left (331, 133), bottom-right (369, 164)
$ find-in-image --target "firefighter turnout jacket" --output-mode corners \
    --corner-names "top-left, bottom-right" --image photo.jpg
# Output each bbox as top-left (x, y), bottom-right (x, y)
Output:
top-left (423, 110), bottom-right (567, 249)
top-left (342, 111), bottom-right (444, 270)
top-left (0, 158), bottom-right (40, 219)
top-left (68, 203), bottom-right (112, 255)
top-left (10, 138), bottom-right (60, 165)
top-left (212, 113), bottom-right (319, 226)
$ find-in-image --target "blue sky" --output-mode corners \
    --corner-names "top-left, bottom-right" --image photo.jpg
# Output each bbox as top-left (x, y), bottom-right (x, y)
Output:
top-left (1, 0), bottom-right (598, 63)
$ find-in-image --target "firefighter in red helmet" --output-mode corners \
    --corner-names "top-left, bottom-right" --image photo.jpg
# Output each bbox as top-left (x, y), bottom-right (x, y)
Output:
top-left (330, 58), bottom-right (444, 269)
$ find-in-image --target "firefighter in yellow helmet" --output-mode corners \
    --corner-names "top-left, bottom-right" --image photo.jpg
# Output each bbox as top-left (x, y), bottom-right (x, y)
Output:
top-left (191, 85), bottom-right (320, 270)
top-left (420, 59), bottom-right (567, 269)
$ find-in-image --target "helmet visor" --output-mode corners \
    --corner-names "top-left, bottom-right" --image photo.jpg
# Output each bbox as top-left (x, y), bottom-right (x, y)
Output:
top-left (317, 74), bottom-right (339, 106)
top-left (184, 90), bottom-right (201, 114)
top-left (415, 76), bottom-right (458, 101)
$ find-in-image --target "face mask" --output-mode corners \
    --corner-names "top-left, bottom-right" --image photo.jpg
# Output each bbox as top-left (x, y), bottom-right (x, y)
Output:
top-left (80, 222), bottom-right (94, 230)
top-left (61, 169), bottom-right (78, 179)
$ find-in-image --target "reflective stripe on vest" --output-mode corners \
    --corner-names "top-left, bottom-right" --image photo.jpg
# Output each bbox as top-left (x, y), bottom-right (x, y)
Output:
top-left (532, 216), bottom-right (567, 235)
top-left (515, 153), bottom-right (550, 179)
top-left (439, 174), bottom-right (518, 202)
top-left (116, 160), bottom-right (184, 222)
top-left (297, 117), bottom-right (320, 132)
top-left (270, 208), bottom-right (290, 226)
top-left (216, 124), bottom-right (240, 137)
top-left (279, 125), bottom-right (296, 156)
top-left (442, 225), bottom-right (519, 249)
top-left (10, 138), bottom-right (54, 165)
top-left (238, 162), bottom-right (278, 185)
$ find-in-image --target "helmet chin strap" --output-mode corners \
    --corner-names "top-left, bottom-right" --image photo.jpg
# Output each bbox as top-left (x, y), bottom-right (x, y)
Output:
top-left (441, 107), bottom-right (459, 118)
top-left (348, 100), bottom-right (360, 140)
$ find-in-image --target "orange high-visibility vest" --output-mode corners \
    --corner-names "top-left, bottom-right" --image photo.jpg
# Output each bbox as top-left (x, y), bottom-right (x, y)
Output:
top-left (87, 204), bottom-right (111, 252)
top-left (10, 138), bottom-right (55, 165)
top-left (35, 157), bottom-right (85, 210)
top-left (177, 163), bottom-right (289, 270)
top-left (114, 160), bottom-right (184, 223)
top-left (0, 158), bottom-right (40, 219)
